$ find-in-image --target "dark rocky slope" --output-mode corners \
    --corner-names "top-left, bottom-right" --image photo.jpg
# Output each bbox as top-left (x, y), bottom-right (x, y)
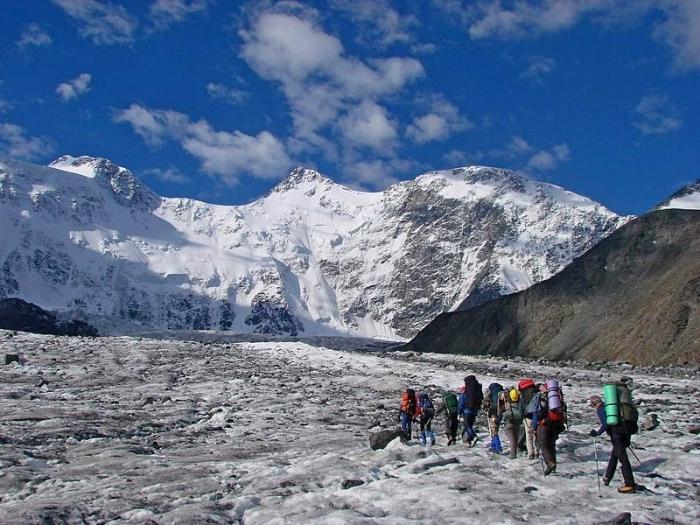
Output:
top-left (0, 298), bottom-right (98, 337)
top-left (399, 209), bottom-right (700, 366)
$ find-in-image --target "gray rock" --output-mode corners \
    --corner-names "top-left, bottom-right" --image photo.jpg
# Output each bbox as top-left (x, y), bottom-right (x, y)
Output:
top-left (643, 413), bottom-right (659, 431)
top-left (369, 429), bottom-right (401, 450)
top-left (688, 424), bottom-right (700, 435)
top-left (341, 479), bottom-right (364, 489)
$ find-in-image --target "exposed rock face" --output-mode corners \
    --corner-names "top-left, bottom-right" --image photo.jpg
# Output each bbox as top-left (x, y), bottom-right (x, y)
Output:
top-left (0, 298), bottom-right (98, 336)
top-left (399, 210), bottom-right (700, 366)
top-left (0, 157), bottom-right (623, 338)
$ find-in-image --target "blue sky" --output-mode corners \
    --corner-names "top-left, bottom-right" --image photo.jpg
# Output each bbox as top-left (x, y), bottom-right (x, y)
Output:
top-left (0, 1), bottom-right (698, 215)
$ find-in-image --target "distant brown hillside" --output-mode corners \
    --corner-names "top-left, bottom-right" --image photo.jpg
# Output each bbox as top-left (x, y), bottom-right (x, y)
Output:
top-left (400, 209), bottom-right (700, 366)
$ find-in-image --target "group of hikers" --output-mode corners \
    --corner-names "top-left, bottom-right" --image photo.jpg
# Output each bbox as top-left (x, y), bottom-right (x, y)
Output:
top-left (398, 375), bottom-right (640, 494)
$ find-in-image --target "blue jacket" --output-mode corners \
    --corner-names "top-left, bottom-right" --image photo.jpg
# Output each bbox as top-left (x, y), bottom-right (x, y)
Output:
top-left (593, 405), bottom-right (608, 436)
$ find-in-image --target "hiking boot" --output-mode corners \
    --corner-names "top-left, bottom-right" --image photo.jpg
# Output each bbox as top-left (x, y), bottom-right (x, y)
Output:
top-left (544, 462), bottom-right (556, 476)
top-left (528, 454), bottom-right (536, 460)
top-left (618, 484), bottom-right (636, 494)
top-left (602, 477), bottom-right (611, 487)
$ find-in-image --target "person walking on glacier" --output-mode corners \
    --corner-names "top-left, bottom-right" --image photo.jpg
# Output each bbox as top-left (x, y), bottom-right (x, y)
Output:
top-left (398, 387), bottom-right (420, 442)
top-left (501, 387), bottom-right (525, 459)
top-left (435, 390), bottom-right (460, 445)
top-left (588, 395), bottom-right (637, 493)
top-left (417, 392), bottom-right (436, 446)
top-left (458, 375), bottom-right (483, 447)
top-left (528, 382), bottom-right (565, 475)
top-left (518, 378), bottom-right (538, 460)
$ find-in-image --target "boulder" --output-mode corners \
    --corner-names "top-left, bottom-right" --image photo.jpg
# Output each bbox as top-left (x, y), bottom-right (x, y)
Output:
top-left (369, 429), bottom-right (401, 450)
top-left (341, 479), bottom-right (364, 489)
top-left (4, 354), bottom-right (20, 365)
top-left (642, 414), bottom-right (659, 431)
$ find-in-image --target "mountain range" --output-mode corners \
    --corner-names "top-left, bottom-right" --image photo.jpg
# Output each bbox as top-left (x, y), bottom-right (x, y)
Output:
top-left (400, 208), bottom-right (700, 365)
top-left (0, 155), bottom-right (624, 339)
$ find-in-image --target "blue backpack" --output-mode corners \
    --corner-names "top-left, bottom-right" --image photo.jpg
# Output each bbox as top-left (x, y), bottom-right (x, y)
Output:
top-left (420, 393), bottom-right (434, 414)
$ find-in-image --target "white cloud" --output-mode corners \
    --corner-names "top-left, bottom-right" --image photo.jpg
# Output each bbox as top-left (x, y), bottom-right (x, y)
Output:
top-left (342, 159), bottom-right (401, 190)
top-left (149, 0), bottom-right (210, 30)
top-left (337, 100), bottom-right (397, 151)
top-left (520, 56), bottom-right (556, 83)
top-left (17, 24), bottom-right (52, 49)
top-left (406, 96), bottom-right (472, 144)
top-left (143, 166), bottom-right (189, 184)
top-left (633, 93), bottom-right (682, 135)
top-left (56, 73), bottom-right (92, 102)
top-left (0, 122), bottom-right (54, 161)
top-left (114, 104), bottom-right (292, 185)
top-left (443, 149), bottom-right (469, 167)
top-left (53, 0), bottom-right (137, 45)
top-left (240, 10), bottom-right (423, 159)
top-left (457, 1), bottom-right (700, 72)
top-left (206, 82), bottom-right (248, 106)
top-left (330, 0), bottom-right (417, 48)
top-left (525, 143), bottom-right (571, 172)
top-left (653, 0), bottom-right (700, 71)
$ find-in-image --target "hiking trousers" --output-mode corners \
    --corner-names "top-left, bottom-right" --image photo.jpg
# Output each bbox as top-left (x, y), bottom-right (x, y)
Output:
top-left (462, 409), bottom-right (478, 440)
top-left (400, 412), bottom-right (413, 439)
top-left (419, 414), bottom-right (433, 433)
top-left (536, 424), bottom-right (559, 466)
top-left (488, 415), bottom-right (501, 438)
top-left (606, 433), bottom-right (634, 486)
top-left (444, 413), bottom-right (458, 442)
top-left (522, 418), bottom-right (536, 456)
top-left (504, 421), bottom-right (522, 459)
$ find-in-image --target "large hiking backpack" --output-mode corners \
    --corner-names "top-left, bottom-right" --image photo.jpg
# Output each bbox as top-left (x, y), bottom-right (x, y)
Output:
top-left (487, 383), bottom-right (504, 417)
top-left (401, 388), bottom-right (417, 416)
top-left (465, 378), bottom-right (484, 410)
top-left (443, 391), bottom-right (458, 416)
top-left (502, 388), bottom-right (523, 422)
top-left (420, 393), bottom-right (435, 416)
top-left (617, 382), bottom-right (639, 434)
top-left (546, 379), bottom-right (567, 428)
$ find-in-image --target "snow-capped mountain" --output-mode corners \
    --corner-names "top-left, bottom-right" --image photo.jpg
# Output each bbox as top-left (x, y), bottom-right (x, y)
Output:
top-left (656, 179), bottom-right (700, 210)
top-left (0, 155), bottom-right (625, 339)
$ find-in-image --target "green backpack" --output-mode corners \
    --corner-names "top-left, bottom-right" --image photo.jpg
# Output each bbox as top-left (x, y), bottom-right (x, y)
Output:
top-left (443, 391), bottom-right (458, 416)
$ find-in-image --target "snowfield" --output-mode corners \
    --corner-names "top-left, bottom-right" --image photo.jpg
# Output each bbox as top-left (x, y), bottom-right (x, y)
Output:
top-left (0, 330), bottom-right (698, 524)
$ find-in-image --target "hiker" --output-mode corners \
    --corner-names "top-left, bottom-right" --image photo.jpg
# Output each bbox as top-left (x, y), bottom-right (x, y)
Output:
top-left (518, 378), bottom-right (538, 459)
top-left (529, 381), bottom-right (566, 475)
top-left (418, 392), bottom-right (436, 446)
top-left (398, 388), bottom-right (420, 441)
top-left (501, 387), bottom-right (524, 459)
top-left (435, 390), bottom-right (460, 445)
top-left (458, 375), bottom-right (483, 446)
top-left (589, 392), bottom-right (637, 494)
top-left (484, 383), bottom-right (504, 453)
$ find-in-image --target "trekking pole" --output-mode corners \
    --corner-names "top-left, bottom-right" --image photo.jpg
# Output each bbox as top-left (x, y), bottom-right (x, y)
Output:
top-left (534, 436), bottom-right (546, 476)
top-left (593, 437), bottom-right (602, 497)
top-left (627, 446), bottom-right (641, 464)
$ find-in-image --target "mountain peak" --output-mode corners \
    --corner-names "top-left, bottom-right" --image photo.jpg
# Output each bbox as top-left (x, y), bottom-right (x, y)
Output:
top-left (656, 179), bottom-right (700, 211)
top-left (272, 166), bottom-right (334, 193)
top-left (49, 155), bottom-right (158, 210)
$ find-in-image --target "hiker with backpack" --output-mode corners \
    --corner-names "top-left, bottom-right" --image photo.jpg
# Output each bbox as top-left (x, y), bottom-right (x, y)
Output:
top-left (458, 375), bottom-right (484, 447)
top-left (418, 392), bottom-right (436, 446)
top-left (501, 386), bottom-right (525, 459)
top-left (399, 388), bottom-right (420, 442)
top-left (588, 377), bottom-right (639, 494)
top-left (484, 383), bottom-right (504, 453)
top-left (435, 390), bottom-right (460, 445)
top-left (518, 378), bottom-right (538, 460)
top-left (528, 380), bottom-right (566, 475)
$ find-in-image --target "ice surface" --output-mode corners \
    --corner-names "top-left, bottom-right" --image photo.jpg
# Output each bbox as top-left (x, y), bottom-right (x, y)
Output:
top-left (1, 330), bottom-right (698, 523)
